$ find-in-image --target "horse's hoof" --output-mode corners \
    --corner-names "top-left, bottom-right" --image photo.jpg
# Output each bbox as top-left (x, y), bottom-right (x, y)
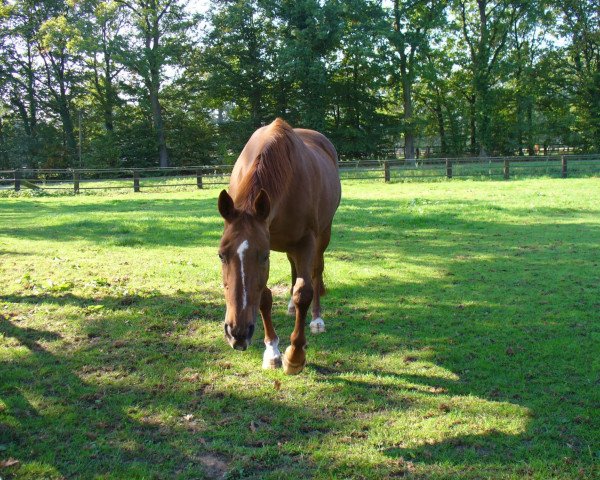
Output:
top-left (310, 318), bottom-right (325, 334)
top-left (282, 346), bottom-right (306, 375)
top-left (262, 356), bottom-right (282, 369)
top-left (287, 299), bottom-right (295, 316)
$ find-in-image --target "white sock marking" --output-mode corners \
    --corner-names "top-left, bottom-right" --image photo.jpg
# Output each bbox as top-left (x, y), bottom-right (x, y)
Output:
top-left (263, 338), bottom-right (281, 368)
top-left (237, 239), bottom-right (249, 310)
top-left (264, 338), bottom-right (281, 358)
top-left (310, 317), bottom-right (325, 334)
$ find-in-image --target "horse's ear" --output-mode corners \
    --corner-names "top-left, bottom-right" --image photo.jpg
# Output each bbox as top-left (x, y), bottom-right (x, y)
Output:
top-left (218, 190), bottom-right (237, 222)
top-left (254, 189), bottom-right (271, 221)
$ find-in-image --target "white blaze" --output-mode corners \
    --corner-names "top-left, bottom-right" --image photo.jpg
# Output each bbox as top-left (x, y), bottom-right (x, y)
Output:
top-left (237, 239), bottom-right (250, 310)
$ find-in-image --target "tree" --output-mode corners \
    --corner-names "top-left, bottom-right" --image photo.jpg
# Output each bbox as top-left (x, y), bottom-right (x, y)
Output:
top-left (201, 0), bottom-right (273, 147)
top-left (268, 0), bottom-right (343, 130)
top-left (117, 0), bottom-right (194, 167)
top-left (36, 2), bottom-right (84, 165)
top-left (417, 46), bottom-right (465, 156)
top-left (558, 0), bottom-right (600, 151)
top-left (328, 0), bottom-right (397, 157)
top-left (506, 2), bottom-right (552, 155)
top-left (78, 1), bottom-right (126, 134)
top-left (454, 0), bottom-right (527, 155)
top-left (1, 0), bottom-right (43, 166)
top-left (386, 0), bottom-right (445, 162)
top-left (71, 0), bottom-right (128, 166)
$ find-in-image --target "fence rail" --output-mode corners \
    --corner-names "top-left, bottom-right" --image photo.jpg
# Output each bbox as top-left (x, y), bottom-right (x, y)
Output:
top-left (1, 154), bottom-right (599, 193)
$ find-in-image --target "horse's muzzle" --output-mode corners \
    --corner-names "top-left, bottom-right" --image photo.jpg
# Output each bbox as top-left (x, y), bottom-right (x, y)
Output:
top-left (224, 323), bottom-right (255, 351)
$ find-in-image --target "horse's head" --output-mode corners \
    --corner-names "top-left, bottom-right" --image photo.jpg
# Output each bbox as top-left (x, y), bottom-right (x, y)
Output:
top-left (217, 189), bottom-right (271, 351)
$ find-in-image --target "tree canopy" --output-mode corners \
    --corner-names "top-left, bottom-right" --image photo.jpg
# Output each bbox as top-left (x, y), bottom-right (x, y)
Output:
top-left (0, 0), bottom-right (598, 169)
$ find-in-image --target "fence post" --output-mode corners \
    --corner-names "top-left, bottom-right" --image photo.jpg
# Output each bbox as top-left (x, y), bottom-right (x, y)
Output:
top-left (503, 159), bottom-right (510, 180)
top-left (14, 169), bottom-right (21, 191)
top-left (561, 155), bottom-right (567, 178)
top-left (196, 169), bottom-right (203, 189)
top-left (73, 170), bottom-right (80, 194)
top-left (383, 161), bottom-right (390, 182)
top-left (133, 169), bottom-right (140, 192)
top-left (446, 159), bottom-right (452, 179)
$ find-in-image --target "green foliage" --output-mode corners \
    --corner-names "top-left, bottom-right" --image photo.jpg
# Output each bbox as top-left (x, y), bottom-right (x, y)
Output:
top-left (0, 0), bottom-right (598, 169)
top-left (557, 0), bottom-right (600, 151)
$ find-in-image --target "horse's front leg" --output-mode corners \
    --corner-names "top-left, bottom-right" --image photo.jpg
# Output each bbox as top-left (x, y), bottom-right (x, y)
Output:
top-left (283, 236), bottom-right (315, 375)
top-left (260, 287), bottom-right (282, 369)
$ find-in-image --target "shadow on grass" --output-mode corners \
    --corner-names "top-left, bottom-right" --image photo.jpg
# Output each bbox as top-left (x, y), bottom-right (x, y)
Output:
top-left (3, 194), bottom-right (599, 251)
top-left (303, 197), bottom-right (598, 475)
top-left (0, 314), bottom-right (336, 479)
top-left (0, 290), bottom-right (223, 321)
top-left (1, 197), bottom-right (224, 247)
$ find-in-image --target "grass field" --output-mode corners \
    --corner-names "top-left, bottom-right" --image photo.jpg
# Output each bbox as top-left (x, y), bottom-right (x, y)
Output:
top-left (1, 178), bottom-right (599, 479)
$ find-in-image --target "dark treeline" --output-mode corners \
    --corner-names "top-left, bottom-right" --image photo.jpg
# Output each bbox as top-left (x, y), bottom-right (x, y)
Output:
top-left (0, 0), bottom-right (598, 169)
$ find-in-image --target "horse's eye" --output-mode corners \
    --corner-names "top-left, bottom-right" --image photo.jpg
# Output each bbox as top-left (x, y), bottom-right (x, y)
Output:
top-left (218, 253), bottom-right (226, 264)
top-left (260, 252), bottom-right (270, 264)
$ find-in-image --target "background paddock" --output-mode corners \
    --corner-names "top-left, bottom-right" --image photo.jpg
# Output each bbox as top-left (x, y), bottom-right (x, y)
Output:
top-left (2, 154), bottom-right (600, 194)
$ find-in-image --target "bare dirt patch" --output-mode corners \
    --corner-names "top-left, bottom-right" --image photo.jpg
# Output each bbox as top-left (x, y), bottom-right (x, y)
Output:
top-left (196, 454), bottom-right (229, 479)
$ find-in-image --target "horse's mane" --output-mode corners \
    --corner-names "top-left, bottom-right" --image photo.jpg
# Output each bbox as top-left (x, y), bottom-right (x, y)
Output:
top-left (236, 118), bottom-right (296, 212)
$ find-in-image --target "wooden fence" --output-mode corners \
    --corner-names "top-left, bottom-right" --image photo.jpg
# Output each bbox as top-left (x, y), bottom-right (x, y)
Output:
top-left (1, 154), bottom-right (599, 193)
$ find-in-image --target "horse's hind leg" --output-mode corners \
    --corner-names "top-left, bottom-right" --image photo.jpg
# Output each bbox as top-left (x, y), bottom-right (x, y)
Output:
top-left (260, 288), bottom-right (282, 369)
top-left (283, 235), bottom-right (315, 375)
top-left (286, 253), bottom-right (297, 316)
top-left (310, 225), bottom-right (331, 334)
top-left (309, 253), bottom-right (325, 334)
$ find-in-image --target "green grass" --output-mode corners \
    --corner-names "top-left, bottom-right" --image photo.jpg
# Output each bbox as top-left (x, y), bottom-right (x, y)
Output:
top-left (1, 178), bottom-right (599, 479)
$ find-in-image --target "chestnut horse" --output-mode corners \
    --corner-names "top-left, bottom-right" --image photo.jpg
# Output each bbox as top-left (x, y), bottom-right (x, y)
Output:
top-left (217, 118), bottom-right (341, 374)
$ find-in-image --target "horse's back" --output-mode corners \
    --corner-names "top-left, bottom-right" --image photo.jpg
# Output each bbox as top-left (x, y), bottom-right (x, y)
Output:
top-left (294, 128), bottom-right (338, 168)
top-left (229, 120), bottom-right (340, 250)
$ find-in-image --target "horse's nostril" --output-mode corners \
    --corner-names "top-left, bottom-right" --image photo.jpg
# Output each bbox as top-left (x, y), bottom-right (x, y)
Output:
top-left (247, 324), bottom-right (255, 340)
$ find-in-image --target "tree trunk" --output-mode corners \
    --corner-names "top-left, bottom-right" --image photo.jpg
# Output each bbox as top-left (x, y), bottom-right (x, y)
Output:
top-left (103, 47), bottom-right (115, 132)
top-left (276, 75), bottom-right (289, 118)
top-left (58, 83), bottom-right (77, 162)
top-left (516, 93), bottom-right (524, 156)
top-left (434, 96), bottom-right (446, 155)
top-left (0, 116), bottom-right (9, 169)
top-left (469, 96), bottom-right (477, 154)
top-left (42, 49), bottom-right (77, 165)
top-left (475, 73), bottom-right (490, 156)
top-left (149, 75), bottom-right (169, 168)
top-left (526, 100), bottom-right (535, 156)
top-left (147, 25), bottom-right (169, 168)
top-left (393, 0), bottom-right (416, 165)
top-left (247, 14), bottom-right (262, 129)
top-left (26, 44), bottom-right (37, 142)
top-left (13, 44), bottom-right (39, 166)
top-left (400, 54), bottom-right (415, 165)
top-left (59, 102), bottom-right (77, 162)
top-left (249, 84), bottom-right (262, 129)
top-left (13, 97), bottom-right (31, 136)
top-left (98, 25), bottom-right (115, 132)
